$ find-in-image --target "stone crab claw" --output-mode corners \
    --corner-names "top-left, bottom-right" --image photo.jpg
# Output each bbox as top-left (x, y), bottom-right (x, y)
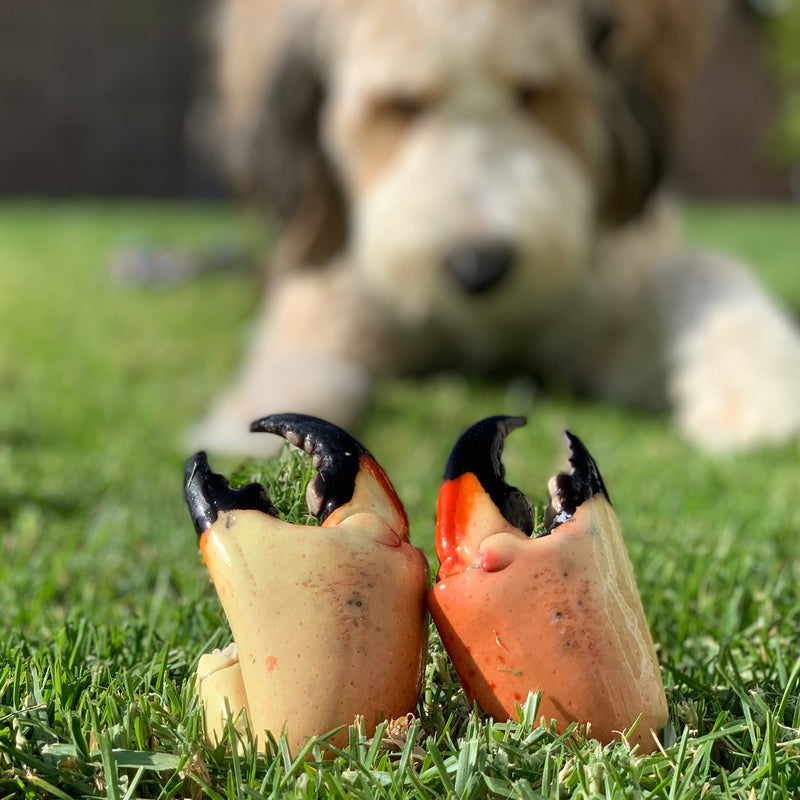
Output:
top-left (428, 416), bottom-right (668, 752)
top-left (185, 413), bottom-right (429, 752)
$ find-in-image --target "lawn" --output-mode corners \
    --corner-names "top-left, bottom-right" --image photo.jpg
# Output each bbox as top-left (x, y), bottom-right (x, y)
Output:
top-left (1, 200), bottom-right (798, 798)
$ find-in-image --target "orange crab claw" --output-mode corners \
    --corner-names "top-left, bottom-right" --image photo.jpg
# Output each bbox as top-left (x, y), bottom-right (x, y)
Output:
top-left (185, 413), bottom-right (429, 753)
top-left (428, 416), bottom-right (668, 752)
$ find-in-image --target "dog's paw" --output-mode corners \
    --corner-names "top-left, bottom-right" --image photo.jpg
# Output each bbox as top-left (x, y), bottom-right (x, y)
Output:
top-left (189, 399), bottom-right (282, 459)
top-left (189, 356), bottom-right (373, 458)
top-left (669, 298), bottom-right (800, 452)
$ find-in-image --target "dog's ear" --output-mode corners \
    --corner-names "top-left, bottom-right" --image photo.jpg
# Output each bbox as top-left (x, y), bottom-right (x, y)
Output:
top-left (203, 2), bottom-right (346, 269)
top-left (249, 47), bottom-right (348, 270)
top-left (585, 0), bottom-right (717, 225)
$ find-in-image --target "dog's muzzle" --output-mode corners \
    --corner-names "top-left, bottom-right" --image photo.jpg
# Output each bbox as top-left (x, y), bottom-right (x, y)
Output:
top-left (444, 241), bottom-right (514, 295)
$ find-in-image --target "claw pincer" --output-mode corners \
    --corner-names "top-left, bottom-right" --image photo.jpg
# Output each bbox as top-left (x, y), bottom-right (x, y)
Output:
top-left (186, 413), bottom-right (429, 751)
top-left (428, 416), bottom-right (668, 751)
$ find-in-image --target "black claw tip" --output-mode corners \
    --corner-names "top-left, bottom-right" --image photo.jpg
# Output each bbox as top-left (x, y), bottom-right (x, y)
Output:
top-left (184, 451), bottom-right (277, 536)
top-left (250, 413), bottom-right (370, 523)
top-left (545, 431), bottom-right (610, 530)
top-left (444, 415), bottom-right (534, 536)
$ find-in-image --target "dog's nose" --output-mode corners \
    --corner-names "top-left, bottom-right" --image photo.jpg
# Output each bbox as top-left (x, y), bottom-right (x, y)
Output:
top-left (444, 242), bottom-right (514, 294)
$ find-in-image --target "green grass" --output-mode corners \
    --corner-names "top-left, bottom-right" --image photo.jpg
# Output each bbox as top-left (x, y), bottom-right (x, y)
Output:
top-left (1, 200), bottom-right (798, 798)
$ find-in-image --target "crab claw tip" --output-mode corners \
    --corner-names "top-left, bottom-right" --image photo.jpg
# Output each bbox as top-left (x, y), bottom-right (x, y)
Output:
top-left (184, 452), bottom-right (277, 536)
top-left (249, 413), bottom-right (373, 523)
top-left (545, 431), bottom-right (610, 529)
top-left (443, 415), bottom-right (533, 536)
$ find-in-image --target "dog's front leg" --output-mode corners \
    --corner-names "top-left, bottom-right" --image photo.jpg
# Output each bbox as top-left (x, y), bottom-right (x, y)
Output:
top-left (655, 251), bottom-right (800, 451)
top-left (191, 262), bottom-right (386, 457)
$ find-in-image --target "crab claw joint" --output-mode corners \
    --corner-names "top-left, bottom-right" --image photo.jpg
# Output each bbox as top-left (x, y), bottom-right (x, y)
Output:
top-left (428, 416), bottom-right (668, 752)
top-left (185, 413), bottom-right (429, 752)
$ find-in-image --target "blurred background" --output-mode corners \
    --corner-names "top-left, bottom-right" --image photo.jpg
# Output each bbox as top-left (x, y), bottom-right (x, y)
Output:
top-left (0, 0), bottom-right (796, 201)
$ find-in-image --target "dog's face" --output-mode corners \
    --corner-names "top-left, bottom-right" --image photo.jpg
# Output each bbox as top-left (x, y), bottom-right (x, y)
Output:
top-left (322, 1), bottom-right (604, 340)
top-left (212, 0), bottom-right (705, 353)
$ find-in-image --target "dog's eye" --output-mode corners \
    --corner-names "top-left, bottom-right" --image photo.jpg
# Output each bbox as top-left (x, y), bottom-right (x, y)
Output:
top-left (375, 93), bottom-right (430, 123)
top-left (513, 81), bottom-right (553, 113)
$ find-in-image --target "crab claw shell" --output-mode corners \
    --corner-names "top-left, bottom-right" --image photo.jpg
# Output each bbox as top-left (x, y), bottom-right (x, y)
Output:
top-left (434, 416), bottom-right (533, 580)
top-left (185, 414), bottom-right (429, 753)
top-left (196, 645), bottom-right (249, 745)
top-left (428, 417), bottom-right (668, 752)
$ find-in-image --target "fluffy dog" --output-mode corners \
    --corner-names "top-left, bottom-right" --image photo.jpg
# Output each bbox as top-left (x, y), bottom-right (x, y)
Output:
top-left (193, 0), bottom-right (800, 456)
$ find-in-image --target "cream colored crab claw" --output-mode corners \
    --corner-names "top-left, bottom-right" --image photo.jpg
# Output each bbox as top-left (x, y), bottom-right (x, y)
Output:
top-left (196, 644), bottom-right (248, 745)
top-left (428, 416), bottom-right (668, 752)
top-left (185, 413), bottom-right (429, 753)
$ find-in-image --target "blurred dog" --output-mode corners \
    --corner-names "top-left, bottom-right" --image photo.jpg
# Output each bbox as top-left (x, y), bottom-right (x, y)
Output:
top-left (193, 0), bottom-right (800, 455)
